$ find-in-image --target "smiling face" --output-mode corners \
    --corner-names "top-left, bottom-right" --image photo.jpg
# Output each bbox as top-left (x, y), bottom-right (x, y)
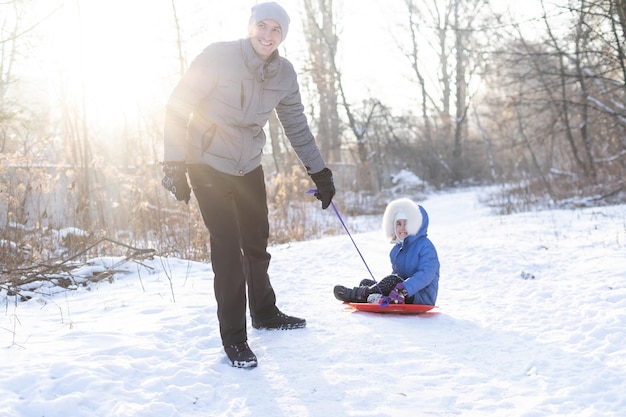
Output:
top-left (395, 219), bottom-right (408, 241)
top-left (249, 19), bottom-right (282, 60)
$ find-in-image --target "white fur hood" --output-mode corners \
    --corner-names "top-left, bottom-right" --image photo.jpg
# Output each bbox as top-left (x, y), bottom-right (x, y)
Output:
top-left (382, 198), bottom-right (428, 243)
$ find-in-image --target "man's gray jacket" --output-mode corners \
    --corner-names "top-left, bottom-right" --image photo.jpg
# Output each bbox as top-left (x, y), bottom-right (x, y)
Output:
top-left (163, 38), bottom-right (326, 176)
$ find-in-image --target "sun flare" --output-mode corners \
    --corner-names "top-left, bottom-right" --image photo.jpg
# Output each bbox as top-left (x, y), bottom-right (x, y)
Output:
top-left (41, 0), bottom-right (176, 128)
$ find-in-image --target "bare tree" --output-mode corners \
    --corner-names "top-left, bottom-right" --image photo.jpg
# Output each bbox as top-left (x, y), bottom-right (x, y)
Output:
top-left (395, 0), bottom-right (491, 185)
top-left (478, 0), bottom-right (626, 204)
top-left (302, 0), bottom-right (341, 163)
top-left (170, 0), bottom-right (187, 78)
top-left (1, 0), bottom-right (54, 154)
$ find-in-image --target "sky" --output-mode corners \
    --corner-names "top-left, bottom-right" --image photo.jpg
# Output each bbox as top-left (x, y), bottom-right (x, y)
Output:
top-left (2, 185), bottom-right (625, 416)
top-left (18, 0), bottom-right (560, 134)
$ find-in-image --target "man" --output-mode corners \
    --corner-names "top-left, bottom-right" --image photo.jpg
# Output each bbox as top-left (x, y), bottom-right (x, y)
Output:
top-left (161, 2), bottom-right (335, 368)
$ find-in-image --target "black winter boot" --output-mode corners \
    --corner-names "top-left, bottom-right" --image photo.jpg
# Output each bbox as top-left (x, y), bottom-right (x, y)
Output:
top-left (333, 285), bottom-right (370, 302)
top-left (224, 341), bottom-right (258, 368)
top-left (252, 311), bottom-right (306, 330)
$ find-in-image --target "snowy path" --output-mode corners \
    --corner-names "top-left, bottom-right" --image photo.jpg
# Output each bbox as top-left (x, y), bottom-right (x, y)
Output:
top-left (2, 188), bottom-right (626, 416)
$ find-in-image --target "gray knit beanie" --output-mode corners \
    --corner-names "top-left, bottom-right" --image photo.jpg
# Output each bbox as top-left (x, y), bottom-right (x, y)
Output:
top-left (248, 2), bottom-right (290, 41)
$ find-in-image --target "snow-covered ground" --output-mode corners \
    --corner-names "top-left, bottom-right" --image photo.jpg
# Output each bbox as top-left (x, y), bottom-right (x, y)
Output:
top-left (2, 188), bottom-right (625, 417)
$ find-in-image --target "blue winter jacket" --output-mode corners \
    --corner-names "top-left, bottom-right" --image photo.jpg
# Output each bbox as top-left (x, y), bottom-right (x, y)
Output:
top-left (390, 206), bottom-right (440, 305)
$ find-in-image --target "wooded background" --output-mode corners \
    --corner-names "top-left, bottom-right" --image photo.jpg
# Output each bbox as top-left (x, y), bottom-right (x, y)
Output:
top-left (1, 0), bottom-right (625, 269)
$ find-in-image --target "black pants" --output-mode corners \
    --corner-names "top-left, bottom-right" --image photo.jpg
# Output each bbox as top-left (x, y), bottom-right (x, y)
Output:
top-left (187, 164), bottom-right (279, 346)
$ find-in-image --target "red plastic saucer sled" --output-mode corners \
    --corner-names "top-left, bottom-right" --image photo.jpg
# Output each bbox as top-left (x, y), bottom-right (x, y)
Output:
top-left (344, 302), bottom-right (436, 314)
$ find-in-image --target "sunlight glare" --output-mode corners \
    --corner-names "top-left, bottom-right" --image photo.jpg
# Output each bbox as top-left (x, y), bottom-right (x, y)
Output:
top-left (42, 0), bottom-right (174, 128)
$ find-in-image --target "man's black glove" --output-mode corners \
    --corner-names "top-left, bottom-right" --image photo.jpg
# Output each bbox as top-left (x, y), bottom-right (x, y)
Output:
top-left (310, 167), bottom-right (335, 209)
top-left (161, 162), bottom-right (191, 204)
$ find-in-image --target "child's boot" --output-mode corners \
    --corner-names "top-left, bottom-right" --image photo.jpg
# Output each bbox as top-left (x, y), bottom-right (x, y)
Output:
top-left (333, 285), bottom-right (370, 302)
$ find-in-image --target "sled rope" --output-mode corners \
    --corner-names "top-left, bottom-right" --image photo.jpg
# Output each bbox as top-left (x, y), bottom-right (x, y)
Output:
top-left (308, 189), bottom-right (386, 300)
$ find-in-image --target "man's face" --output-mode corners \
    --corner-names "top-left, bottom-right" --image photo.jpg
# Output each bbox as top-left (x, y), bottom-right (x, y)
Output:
top-left (249, 19), bottom-right (282, 60)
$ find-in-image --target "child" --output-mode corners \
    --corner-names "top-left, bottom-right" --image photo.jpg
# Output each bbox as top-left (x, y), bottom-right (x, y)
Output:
top-left (333, 198), bottom-right (440, 305)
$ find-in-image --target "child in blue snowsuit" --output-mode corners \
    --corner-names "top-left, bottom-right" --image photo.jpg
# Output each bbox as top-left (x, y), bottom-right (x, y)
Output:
top-left (334, 198), bottom-right (440, 305)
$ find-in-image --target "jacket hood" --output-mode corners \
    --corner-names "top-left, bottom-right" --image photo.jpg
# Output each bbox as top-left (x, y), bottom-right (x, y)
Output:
top-left (382, 198), bottom-right (429, 243)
